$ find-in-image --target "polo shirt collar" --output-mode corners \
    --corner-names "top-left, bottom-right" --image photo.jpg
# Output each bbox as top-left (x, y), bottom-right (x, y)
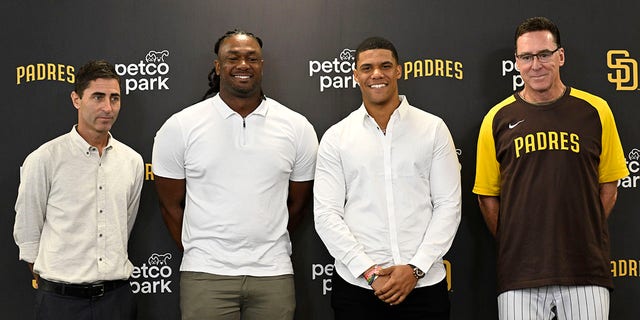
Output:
top-left (213, 93), bottom-right (269, 119)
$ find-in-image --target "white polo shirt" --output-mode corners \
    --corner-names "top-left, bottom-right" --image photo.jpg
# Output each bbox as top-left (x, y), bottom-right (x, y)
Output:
top-left (152, 94), bottom-right (318, 276)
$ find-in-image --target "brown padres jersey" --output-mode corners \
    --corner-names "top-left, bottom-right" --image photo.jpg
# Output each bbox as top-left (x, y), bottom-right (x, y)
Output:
top-left (473, 87), bottom-right (629, 294)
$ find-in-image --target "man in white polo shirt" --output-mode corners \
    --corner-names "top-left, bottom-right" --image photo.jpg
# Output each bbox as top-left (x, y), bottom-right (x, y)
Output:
top-left (152, 30), bottom-right (318, 320)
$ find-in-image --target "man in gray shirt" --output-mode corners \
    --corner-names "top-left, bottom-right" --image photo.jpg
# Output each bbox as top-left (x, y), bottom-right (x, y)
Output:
top-left (14, 60), bottom-right (144, 320)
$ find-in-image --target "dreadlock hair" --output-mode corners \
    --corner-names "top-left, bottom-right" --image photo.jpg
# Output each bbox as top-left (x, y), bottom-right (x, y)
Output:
top-left (202, 29), bottom-right (264, 101)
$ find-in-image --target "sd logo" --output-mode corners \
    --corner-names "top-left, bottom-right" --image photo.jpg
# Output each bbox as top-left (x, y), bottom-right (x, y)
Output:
top-left (607, 50), bottom-right (638, 91)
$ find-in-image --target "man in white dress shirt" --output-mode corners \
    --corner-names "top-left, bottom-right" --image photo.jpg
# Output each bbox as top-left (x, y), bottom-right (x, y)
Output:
top-left (13, 60), bottom-right (144, 320)
top-left (314, 37), bottom-right (461, 320)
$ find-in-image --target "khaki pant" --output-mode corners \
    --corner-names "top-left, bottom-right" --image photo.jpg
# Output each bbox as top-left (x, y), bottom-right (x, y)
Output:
top-left (180, 271), bottom-right (295, 320)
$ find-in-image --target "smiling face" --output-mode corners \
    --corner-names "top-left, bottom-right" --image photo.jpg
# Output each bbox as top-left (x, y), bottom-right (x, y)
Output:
top-left (353, 49), bottom-right (402, 108)
top-left (214, 34), bottom-right (264, 99)
top-left (71, 78), bottom-right (121, 137)
top-left (515, 30), bottom-right (565, 100)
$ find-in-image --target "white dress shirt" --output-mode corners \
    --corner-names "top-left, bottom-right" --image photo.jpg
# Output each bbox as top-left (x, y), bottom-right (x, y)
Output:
top-left (14, 126), bottom-right (144, 284)
top-left (314, 96), bottom-right (461, 289)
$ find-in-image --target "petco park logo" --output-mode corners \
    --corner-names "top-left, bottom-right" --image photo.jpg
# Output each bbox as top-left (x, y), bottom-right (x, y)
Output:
top-left (115, 50), bottom-right (170, 95)
top-left (308, 48), bottom-right (358, 92)
top-left (607, 50), bottom-right (638, 91)
top-left (501, 58), bottom-right (523, 92)
top-left (619, 148), bottom-right (640, 189)
top-left (130, 252), bottom-right (174, 294)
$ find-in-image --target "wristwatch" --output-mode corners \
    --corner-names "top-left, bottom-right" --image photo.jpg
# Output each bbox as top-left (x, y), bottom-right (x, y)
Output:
top-left (408, 264), bottom-right (425, 279)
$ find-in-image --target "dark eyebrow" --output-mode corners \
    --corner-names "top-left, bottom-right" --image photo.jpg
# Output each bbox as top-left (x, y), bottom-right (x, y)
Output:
top-left (359, 61), bottom-right (394, 68)
top-left (90, 92), bottom-right (121, 98)
top-left (227, 49), bottom-right (259, 55)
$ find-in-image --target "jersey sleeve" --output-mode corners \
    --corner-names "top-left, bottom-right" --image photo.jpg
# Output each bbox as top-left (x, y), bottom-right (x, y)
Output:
top-left (473, 108), bottom-right (502, 196)
top-left (595, 100), bottom-right (629, 183)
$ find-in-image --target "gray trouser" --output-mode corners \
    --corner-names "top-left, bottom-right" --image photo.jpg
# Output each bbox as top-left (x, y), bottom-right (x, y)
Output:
top-left (180, 271), bottom-right (295, 320)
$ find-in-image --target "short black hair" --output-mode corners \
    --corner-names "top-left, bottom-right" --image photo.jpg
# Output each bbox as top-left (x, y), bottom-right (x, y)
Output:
top-left (514, 17), bottom-right (562, 51)
top-left (74, 60), bottom-right (120, 97)
top-left (355, 37), bottom-right (399, 66)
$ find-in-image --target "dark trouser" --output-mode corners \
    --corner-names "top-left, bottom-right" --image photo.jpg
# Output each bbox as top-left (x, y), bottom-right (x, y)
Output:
top-left (331, 273), bottom-right (450, 320)
top-left (35, 279), bottom-right (136, 320)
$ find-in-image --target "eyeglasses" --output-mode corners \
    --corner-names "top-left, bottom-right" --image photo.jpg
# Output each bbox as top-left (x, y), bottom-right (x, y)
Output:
top-left (515, 47), bottom-right (561, 64)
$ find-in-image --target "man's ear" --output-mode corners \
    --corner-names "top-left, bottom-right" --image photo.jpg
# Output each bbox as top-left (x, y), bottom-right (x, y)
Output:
top-left (71, 91), bottom-right (81, 110)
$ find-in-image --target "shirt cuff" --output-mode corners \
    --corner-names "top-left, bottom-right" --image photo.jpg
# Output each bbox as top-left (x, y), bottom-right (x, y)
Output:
top-left (345, 253), bottom-right (377, 279)
top-left (18, 242), bottom-right (39, 263)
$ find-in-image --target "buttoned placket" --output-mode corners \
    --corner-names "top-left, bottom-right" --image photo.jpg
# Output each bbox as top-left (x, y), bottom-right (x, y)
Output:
top-left (92, 146), bottom-right (108, 271)
top-left (366, 113), bottom-right (402, 264)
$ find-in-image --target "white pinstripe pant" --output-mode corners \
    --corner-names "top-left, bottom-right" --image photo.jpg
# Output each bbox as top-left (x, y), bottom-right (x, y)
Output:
top-left (497, 285), bottom-right (609, 320)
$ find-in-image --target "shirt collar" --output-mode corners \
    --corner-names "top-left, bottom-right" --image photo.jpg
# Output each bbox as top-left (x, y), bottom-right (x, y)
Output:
top-left (69, 125), bottom-right (114, 154)
top-left (212, 93), bottom-right (269, 119)
top-left (358, 94), bottom-right (410, 123)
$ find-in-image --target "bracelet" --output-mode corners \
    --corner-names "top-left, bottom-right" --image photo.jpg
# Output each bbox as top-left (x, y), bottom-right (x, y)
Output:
top-left (366, 273), bottom-right (379, 285)
top-left (363, 265), bottom-right (382, 285)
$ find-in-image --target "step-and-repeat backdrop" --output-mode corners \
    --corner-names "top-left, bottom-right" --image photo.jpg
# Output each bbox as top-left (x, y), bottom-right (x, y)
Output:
top-left (2, 1), bottom-right (639, 319)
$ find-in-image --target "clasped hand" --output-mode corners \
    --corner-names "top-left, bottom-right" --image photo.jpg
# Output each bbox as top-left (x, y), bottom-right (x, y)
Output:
top-left (370, 265), bottom-right (417, 305)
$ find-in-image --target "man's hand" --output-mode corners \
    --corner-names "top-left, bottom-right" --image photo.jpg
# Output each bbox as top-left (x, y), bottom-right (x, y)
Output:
top-left (28, 263), bottom-right (39, 288)
top-left (373, 265), bottom-right (417, 305)
top-left (370, 274), bottom-right (389, 292)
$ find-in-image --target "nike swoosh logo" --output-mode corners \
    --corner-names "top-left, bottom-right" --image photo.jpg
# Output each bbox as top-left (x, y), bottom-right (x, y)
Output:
top-left (508, 120), bottom-right (525, 129)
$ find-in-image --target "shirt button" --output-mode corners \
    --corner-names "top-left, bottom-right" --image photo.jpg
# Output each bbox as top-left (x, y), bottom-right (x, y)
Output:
top-left (99, 234), bottom-right (103, 237)
top-left (99, 209), bottom-right (103, 213)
